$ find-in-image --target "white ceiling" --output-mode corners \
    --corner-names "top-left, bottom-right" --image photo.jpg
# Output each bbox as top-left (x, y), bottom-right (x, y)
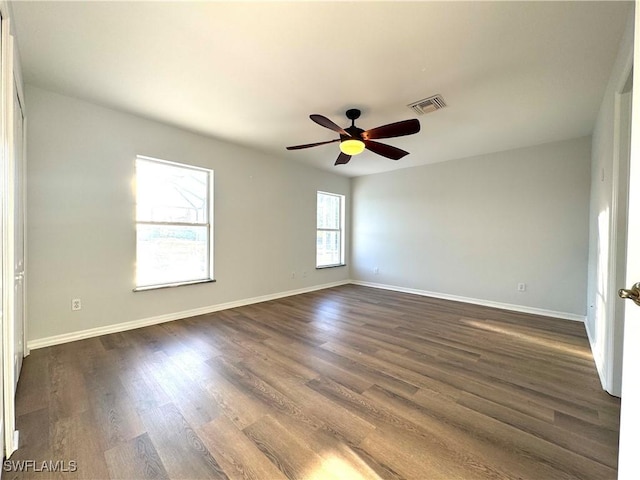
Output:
top-left (11, 1), bottom-right (631, 177)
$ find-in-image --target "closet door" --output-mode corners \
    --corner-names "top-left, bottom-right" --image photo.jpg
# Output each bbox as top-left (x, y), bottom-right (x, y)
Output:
top-left (1, 17), bottom-right (26, 457)
top-left (12, 76), bottom-right (24, 384)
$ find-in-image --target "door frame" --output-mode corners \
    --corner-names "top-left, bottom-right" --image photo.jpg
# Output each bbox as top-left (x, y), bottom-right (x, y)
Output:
top-left (605, 57), bottom-right (633, 397)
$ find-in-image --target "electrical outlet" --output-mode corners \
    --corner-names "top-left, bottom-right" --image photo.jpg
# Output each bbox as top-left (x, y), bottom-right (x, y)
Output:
top-left (291, 272), bottom-right (296, 279)
top-left (71, 298), bottom-right (82, 311)
top-left (374, 267), bottom-right (379, 275)
top-left (517, 283), bottom-right (526, 292)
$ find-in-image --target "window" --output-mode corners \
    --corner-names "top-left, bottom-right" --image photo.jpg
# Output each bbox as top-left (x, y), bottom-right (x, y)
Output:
top-left (135, 156), bottom-right (213, 289)
top-left (316, 191), bottom-right (345, 268)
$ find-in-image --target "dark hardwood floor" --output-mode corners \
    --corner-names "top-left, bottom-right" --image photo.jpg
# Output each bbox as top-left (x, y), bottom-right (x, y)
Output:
top-left (9, 285), bottom-right (620, 479)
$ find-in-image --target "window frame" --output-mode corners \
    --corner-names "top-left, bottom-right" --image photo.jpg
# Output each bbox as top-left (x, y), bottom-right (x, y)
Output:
top-left (316, 190), bottom-right (346, 269)
top-left (134, 155), bottom-right (214, 291)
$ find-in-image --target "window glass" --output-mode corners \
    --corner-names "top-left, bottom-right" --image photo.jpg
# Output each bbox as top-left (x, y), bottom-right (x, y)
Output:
top-left (136, 156), bottom-right (213, 289)
top-left (316, 191), bottom-right (345, 268)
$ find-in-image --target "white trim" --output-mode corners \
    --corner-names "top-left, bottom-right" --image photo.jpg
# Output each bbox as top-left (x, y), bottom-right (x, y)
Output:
top-left (28, 278), bottom-right (587, 350)
top-left (27, 280), bottom-right (350, 350)
top-left (604, 86), bottom-right (632, 397)
top-left (350, 280), bottom-right (586, 322)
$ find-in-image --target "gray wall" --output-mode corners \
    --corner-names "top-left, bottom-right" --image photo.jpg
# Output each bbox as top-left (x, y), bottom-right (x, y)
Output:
top-left (25, 86), bottom-right (350, 342)
top-left (352, 137), bottom-right (591, 317)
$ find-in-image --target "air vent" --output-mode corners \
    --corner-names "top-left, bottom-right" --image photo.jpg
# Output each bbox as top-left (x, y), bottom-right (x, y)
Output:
top-left (407, 94), bottom-right (447, 115)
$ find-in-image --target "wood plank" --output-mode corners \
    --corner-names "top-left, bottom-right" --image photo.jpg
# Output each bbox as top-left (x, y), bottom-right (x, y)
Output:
top-left (242, 415), bottom-right (341, 480)
top-left (50, 410), bottom-right (110, 479)
top-left (139, 351), bottom-right (220, 429)
top-left (140, 403), bottom-right (228, 479)
top-left (104, 433), bottom-right (170, 480)
top-left (198, 415), bottom-right (287, 480)
top-left (175, 356), bottom-right (270, 431)
top-left (457, 391), bottom-right (617, 468)
top-left (239, 355), bottom-right (376, 445)
top-left (15, 349), bottom-right (50, 417)
top-left (84, 369), bottom-right (145, 451)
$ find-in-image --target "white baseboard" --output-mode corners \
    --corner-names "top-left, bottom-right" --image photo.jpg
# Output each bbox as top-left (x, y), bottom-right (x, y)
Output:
top-left (350, 280), bottom-right (586, 323)
top-left (27, 278), bottom-right (585, 350)
top-left (27, 280), bottom-right (350, 350)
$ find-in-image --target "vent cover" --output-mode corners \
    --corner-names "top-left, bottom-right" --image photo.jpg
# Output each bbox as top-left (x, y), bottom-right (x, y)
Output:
top-left (407, 94), bottom-right (447, 115)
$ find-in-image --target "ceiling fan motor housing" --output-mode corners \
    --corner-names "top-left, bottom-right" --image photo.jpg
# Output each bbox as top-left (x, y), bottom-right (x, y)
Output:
top-left (344, 126), bottom-right (364, 140)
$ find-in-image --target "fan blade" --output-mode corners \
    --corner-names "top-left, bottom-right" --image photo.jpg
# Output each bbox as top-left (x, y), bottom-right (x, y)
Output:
top-left (286, 138), bottom-right (339, 150)
top-left (310, 114), bottom-right (349, 136)
top-left (364, 140), bottom-right (409, 160)
top-left (362, 119), bottom-right (420, 140)
top-left (334, 152), bottom-right (352, 165)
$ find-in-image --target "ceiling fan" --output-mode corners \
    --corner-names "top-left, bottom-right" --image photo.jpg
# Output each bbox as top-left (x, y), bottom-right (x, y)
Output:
top-left (286, 109), bottom-right (421, 166)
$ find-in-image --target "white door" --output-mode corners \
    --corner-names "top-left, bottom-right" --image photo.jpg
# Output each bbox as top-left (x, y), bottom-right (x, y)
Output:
top-left (1, 22), bottom-right (22, 457)
top-left (617, 5), bottom-right (640, 478)
top-left (0, 12), bottom-right (5, 461)
top-left (12, 77), bottom-right (24, 384)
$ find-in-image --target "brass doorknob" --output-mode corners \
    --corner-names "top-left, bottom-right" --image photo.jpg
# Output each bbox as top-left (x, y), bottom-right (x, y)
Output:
top-left (619, 282), bottom-right (640, 307)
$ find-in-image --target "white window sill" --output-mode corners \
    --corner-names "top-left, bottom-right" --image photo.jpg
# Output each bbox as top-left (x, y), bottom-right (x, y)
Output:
top-left (133, 279), bottom-right (216, 292)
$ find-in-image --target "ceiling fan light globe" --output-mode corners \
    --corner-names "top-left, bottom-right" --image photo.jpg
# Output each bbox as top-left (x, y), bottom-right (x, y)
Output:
top-left (340, 139), bottom-right (365, 156)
